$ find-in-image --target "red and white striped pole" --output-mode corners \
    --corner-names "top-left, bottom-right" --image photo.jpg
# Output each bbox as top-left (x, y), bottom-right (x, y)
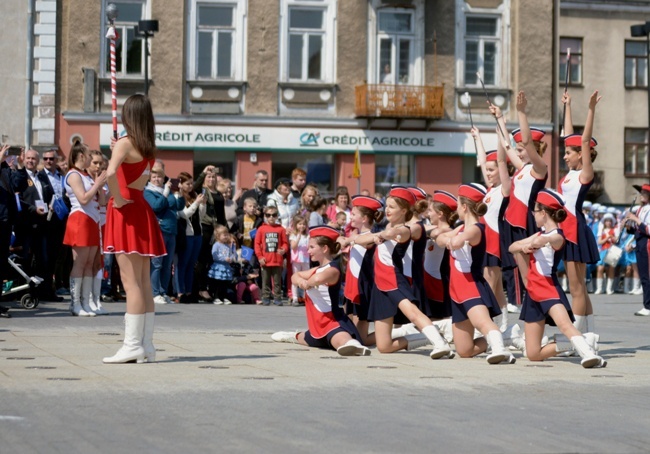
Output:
top-left (106, 3), bottom-right (119, 139)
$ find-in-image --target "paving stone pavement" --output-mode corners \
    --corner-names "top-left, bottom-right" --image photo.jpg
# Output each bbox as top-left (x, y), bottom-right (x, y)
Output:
top-left (0, 293), bottom-right (649, 453)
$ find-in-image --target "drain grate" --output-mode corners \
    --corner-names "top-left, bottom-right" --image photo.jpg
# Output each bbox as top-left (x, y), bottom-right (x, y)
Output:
top-left (224, 334), bottom-right (246, 337)
top-left (199, 366), bottom-right (229, 369)
top-left (525, 364), bottom-right (553, 368)
top-left (6, 357), bottom-right (34, 360)
top-left (98, 333), bottom-right (120, 336)
top-left (320, 356), bottom-right (347, 360)
top-left (367, 365), bottom-right (397, 369)
top-left (167, 356), bottom-right (201, 360)
top-left (1, 348), bottom-right (18, 352)
top-left (26, 366), bottom-right (56, 370)
top-left (47, 378), bottom-right (81, 381)
top-left (591, 374), bottom-right (624, 378)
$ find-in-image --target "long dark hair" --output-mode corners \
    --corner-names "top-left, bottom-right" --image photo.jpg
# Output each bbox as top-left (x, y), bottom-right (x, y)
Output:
top-left (122, 94), bottom-right (156, 159)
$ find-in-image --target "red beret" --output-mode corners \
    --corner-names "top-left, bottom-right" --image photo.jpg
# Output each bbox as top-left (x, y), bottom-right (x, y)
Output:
top-left (536, 188), bottom-right (566, 210)
top-left (351, 195), bottom-right (383, 211)
top-left (485, 150), bottom-right (497, 162)
top-left (389, 186), bottom-right (417, 205)
top-left (432, 190), bottom-right (458, 211)
top-left (512, 127), bottom-right (545, 143)
top-left (309, 225), bottom-right (341, 241)
top-left (408, 187), bottom-right (427, 201)
top-left (563, 133), bottom-right (598, 148)
top-left (458, 183), bottom-right (487, 203)
top-left (633, 184), bottom-right (650, 194)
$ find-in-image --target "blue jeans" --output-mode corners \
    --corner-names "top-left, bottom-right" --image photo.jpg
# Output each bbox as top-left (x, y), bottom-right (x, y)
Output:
top-left (151, 233), bottom-right (176, 297)
top-left (177, 235), bottom-right (202, 294)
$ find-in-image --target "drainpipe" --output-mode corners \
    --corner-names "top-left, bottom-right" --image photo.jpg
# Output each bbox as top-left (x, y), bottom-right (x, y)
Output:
top-left (25, 0), bottom-right (35, 149)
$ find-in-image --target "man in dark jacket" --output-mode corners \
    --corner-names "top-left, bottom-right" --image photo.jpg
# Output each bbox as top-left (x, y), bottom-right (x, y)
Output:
top-left (0, 146), bottom-right (29, 317)
top-left (236, 170), bottom-right (271, 215)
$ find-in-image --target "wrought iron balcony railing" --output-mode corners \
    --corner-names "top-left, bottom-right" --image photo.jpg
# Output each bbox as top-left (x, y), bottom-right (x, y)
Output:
top-left (355, 84), bottom-right (444, 119)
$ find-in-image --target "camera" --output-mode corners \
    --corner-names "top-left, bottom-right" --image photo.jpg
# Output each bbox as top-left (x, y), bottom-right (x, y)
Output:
top-left (6, 146), bottom-right (22, 156)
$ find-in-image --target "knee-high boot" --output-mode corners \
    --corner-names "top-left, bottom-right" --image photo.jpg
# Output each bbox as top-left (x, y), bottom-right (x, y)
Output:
top-left (142, 312), bottom-right (156, 363)
top-left (70, 277), bottom-right (93, 317)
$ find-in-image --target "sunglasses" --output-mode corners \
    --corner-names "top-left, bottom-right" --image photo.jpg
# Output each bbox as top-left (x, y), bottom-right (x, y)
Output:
top-left (42, 157), bottom-right (56, 161)
top-left (265, 213), bottom-right (278, 218)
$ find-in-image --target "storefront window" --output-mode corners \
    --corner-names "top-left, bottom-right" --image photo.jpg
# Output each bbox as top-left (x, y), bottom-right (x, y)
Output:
top-left (271, 153), bottom-right (334, 197)
top-left (375, 154), bottom-right (411, 197)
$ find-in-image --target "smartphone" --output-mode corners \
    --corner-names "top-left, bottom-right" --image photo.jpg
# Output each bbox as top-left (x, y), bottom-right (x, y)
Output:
top-left (202, 188), bottom-right (207, 196)
top-left (6, 146), bottom-right (22, 156)
top-left (170, 178), bottom-right (180, 191)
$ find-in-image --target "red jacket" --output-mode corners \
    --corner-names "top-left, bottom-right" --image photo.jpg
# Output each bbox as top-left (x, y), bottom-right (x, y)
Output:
top-left (254, 223), bottom-right (289, 267)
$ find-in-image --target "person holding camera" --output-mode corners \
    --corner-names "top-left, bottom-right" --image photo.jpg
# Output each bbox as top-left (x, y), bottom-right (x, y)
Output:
top-left (0, 145), bottom-right (28, 317)
top-left (627, 184), bottom-right (650, 316)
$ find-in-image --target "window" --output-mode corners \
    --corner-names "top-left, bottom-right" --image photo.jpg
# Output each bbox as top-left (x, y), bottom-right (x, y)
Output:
top-left (102, 0), bottom-right (147, 78)
top-left (559, 37), bottom-right (583, 86)
top-left (281, 0), bottom-right (336, 83)
top-left (271, 153), bottom-right (334, 196)
top-left (377, 10), bottom-right (415, 85)
top-left (625, 128), bottom-right (649, 176)
top-left (188, 0), bottom-right (246, 81)
top-left (464, 16), bottom-right (500, 86)
top-left (625, 40), bottom-right (648, 88)
top-left (375, 154), bottom-right (412, 195)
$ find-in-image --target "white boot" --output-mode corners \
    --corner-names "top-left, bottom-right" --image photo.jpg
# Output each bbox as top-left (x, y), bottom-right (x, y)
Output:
top-left (88, 272), bottom-right (108, 315)
top-left (142, 312), bottom-right (156, 362)
top-left (81, 277), bottom-right (97, 316)
top-left (422, 325), bottom-right (455, 359)
top-left (606, 278), bottom-right (614, 295)
top-left (404, 333), bottom-right (430, 350)
top-left (573, 314), bottom-right (587, 332)
top-left (103, 314), bottom-right (146, 364)
top-left (594, 278), bottom-right (604, 294)
top-left (632, 279), bottom-right (643, 295)
top-left (500, 306), bottom-right (508, 333)
top-left (571, 335), bottom-right (606, 368)
top-left (391, 323), bottom-right (419, 338)
top-left (486, 330), bottom-right (515, 364)
top-left (432, 318), bottom-right (454, 343)
top-left (561, 275), bottom-right (569, 292)
top-left (337, 339), bottom-right (371, 356)
top-left (503, 324), bottom-right (526, 352)
top-left (69, 277), bottom-right (93, 317)
top-left (624, 277), bottom-right (632, 294)
top-left (583, 332), bottom-right (600, 353)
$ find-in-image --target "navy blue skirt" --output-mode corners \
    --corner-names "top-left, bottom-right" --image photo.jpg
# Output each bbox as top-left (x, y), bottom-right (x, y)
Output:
top-left (483, 252), bottom-right (502, 268)
top-left (519, 291), bottom-right (574, 326)
top-left (368, 274), bottom-right (414, 325)
top-left (304, 317), bottom-right (363, 350)
top-left (451, 280), bottom-right (502, 324)
top-left (499, 222), bottom-right (525, 269)
top-left (427, 298), bottom-right (453, 319)
top-left (344, 297), bottom-right (370, 321)
top-left (563, 225), bottom-right (599, 264)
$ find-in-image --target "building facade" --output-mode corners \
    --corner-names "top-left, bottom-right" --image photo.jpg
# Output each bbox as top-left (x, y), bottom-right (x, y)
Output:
top-left (560, 0), bottom-right (650, 204)
top-left (57, 0), bottom-right (556, 197)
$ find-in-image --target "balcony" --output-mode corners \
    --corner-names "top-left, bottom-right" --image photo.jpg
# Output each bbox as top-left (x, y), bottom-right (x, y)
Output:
top-left (355, 84), bottom-right (444, 119)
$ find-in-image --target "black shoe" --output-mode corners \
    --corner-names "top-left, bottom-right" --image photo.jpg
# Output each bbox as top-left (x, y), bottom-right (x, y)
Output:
top-left (0, 307), bottom-right (11, 318)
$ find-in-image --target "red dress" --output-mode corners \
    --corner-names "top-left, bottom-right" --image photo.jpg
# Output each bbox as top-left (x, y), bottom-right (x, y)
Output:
top-left (103, 157), bottom-right (166, 257)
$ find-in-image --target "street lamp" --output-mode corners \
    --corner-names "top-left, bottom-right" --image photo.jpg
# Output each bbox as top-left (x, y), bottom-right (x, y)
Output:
top-left (136, 19), bottom-right (159, 96)
top-left (631, 21), bottom-right (650, 150)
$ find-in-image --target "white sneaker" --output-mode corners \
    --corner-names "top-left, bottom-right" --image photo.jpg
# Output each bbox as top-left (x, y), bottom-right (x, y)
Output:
top-left (507, 303), bottom-right (520, 314)
top-left (213, 299), bottom-right (224, 305)
top-left (271, 331), bottom-right (299, 343)
top-left (153, 295), bottom-right (168, 305)
top-left (223, 299), bottom-right (232, 305)
top-left (635, 308), bottom-right (650, 316)
top-left (337, 339), bottom-right (371, 356)
top-left (632, 287), bottom-right (644, 295)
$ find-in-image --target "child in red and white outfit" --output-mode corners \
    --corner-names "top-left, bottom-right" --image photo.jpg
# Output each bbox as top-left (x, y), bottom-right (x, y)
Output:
top-left (509, 189), bottom-right (605, 368)
top-left (254, 205), bottom-right (288, 306)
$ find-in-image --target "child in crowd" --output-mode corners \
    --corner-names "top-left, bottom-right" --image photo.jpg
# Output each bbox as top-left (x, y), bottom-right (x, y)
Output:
top-left (290, 215), bottom-right (310, 306)
top-left (207, 225), bottom-right (237, 305)
top-left (234, 252), bottom-right (260, 304)
top-left (234, 197), bottom-right (262, 248)
top-left (254, 206), bottom-right (288, 306)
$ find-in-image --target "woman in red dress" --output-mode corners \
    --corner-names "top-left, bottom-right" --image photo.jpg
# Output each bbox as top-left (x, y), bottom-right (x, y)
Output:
top-left (103, 95), bottom-right (166, 364)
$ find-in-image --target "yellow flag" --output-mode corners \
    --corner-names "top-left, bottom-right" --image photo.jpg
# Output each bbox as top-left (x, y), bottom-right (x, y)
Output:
top-left (352, 147), bottom-right (361, 178)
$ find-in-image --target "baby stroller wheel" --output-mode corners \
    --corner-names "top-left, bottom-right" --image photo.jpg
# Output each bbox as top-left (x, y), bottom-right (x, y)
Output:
top-left (21, 295), bottom-right (39, 309)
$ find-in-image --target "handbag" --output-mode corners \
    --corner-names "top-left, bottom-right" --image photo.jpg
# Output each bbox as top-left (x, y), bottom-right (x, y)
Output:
top-left (603, 245), bottom-right (623, 267)
top-left (51, 195), bottom-right (69, 220)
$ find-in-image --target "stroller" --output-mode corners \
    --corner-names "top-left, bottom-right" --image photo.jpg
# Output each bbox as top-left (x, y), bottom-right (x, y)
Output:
top-left (2, 254), bottom-right (43, 309)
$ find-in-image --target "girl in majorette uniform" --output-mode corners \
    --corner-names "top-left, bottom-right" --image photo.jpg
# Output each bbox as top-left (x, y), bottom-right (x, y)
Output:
top-left (339, 195), bottom-right (384, 346)
top-left (271, 226), bottom-right (371, 356)
top-left (436, 183), bottom-right (515, 364)
top-left (509, 189), bottom-right (606, 368)
top-left (626, 184), bottom-right (650, 316)
top-left (471, 121), bottom-right (513, 333)
top-left (594, 213), bottom-right (619, 295)
top-left (559, 90), bottom-right (601, 332)
top-left (502, 91), bottom-right (549, 286)
top-left (422, 190), bottom-right (459, 342)
top-left (368, 186), bottom-right (454, 359)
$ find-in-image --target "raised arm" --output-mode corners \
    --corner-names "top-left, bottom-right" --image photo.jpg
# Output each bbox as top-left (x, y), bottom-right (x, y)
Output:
top-left (579, 90), bottom-right (601, 185)
top-left (472, 126), bottom-right (490, 185)
top-left (496, 125), bottom-right (511, 197)
top-left (562, 91), bottom-right (574, 136)
top-left (516, 91), bottom-right (547, 179)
